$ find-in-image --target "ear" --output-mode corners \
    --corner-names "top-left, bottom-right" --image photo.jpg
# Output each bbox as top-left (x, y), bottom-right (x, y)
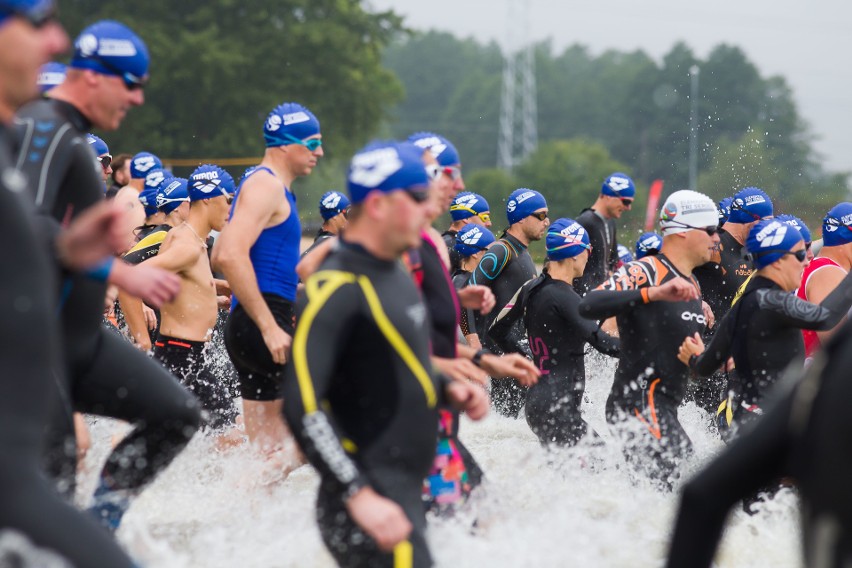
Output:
top-left (82, 69), bottom-right (101, 87)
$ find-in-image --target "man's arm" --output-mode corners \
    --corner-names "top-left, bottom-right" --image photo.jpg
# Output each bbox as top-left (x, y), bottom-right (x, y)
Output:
top-left (468, 241), bottom-right (511, 288)
top-left (758, 269), bottom-right (852, 332)
top-left (212, 173), bottom-right (290, 363)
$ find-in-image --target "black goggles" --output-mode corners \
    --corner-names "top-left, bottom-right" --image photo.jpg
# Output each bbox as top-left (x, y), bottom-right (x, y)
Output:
top-left (87, 54), bottom-right (148, 90)
top-left (665, 220), bottom-right (718, 236)
top-left (98, 154), bottom-right (112, 169)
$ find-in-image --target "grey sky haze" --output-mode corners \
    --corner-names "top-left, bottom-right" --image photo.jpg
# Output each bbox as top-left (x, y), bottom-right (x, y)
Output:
top-left (369, 0), bottom-right (850, 173)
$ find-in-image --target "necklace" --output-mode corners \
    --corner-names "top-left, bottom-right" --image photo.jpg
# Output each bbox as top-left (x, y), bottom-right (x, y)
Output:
top-left (183, 222), bottom-right (208, 249)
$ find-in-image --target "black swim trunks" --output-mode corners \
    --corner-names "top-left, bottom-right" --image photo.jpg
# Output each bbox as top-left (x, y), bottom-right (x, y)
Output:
top-left (224, 293), bottom-right (295, 401)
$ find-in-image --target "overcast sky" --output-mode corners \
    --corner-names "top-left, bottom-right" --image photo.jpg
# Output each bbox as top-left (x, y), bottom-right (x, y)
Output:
top-left (369, 0), bottom-right (850, 174)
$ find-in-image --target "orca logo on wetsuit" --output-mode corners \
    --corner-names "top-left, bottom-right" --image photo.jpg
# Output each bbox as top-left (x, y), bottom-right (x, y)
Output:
top-left (681, 311), bottom-right (706, 324)
top-left (406, 303), bottom-right (426, 328)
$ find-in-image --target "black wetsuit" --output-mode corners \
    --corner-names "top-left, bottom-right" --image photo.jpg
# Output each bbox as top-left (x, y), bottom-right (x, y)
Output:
top-left (0, 124), bottom-right (134, 567)
top-left (689, 273), bottom-right (852, 434)
top-left (452, 268), bottom-right (476, 341)
top-left (14, 99), bottom-right (200, 501)
top-left (579, 254), bottom-right (706, 485)
top-left (441, 228), bottom-right (461, 274)
top-left (123, 223), bottom-right (171, 265)
top-left (690, 229), bottom-right (752, 412)
top-left (491, 272), bottom-right (620, 446)
top-left (667, 321), bottom-right (852, 568)
top-left (153, 335), bottom-right (238, 430)
top-left (573, 208), bottom-right (618, 295)
top-left (469, 232), bottom-right (537, 417)
top-left (282, 241), bottom-right (448, 568)
top-left (301, 227), bottom-right (335, 259)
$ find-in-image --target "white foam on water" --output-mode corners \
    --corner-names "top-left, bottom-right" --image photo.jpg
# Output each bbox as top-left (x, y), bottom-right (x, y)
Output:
top-left (77, 350), bottom-right (800, 567)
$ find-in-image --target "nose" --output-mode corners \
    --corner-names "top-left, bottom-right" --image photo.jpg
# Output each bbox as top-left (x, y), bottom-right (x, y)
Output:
top-left (314, 145), bottom-right (324, 158)
top-left (129, 88), bottom-right (145, 106)
top-left (454, 176), bottom-right (465, 191)
top-left (42, 22), bottom-right (70, 57)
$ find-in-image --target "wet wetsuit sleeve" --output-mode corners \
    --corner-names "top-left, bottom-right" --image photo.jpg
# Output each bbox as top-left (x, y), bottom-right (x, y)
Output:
top-left (757, 271), bottom-right (852, 331)
top-left (560, 292), bottom-right (620, 356)
top-left (282, 273), bottom-right (369, 497)
top-left (578, 263), bottom-right (649, 320)
top-left (469, 241), bottom-right (511, 289)
top-left (666, 385), bottom-right (796, 568)
top-left (488, 283), bottom-right (527, 354)
top-left (689, 306), bottom-right (736, 376)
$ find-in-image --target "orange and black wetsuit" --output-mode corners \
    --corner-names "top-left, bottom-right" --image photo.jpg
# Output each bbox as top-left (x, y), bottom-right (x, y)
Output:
top-left (282, 240), bottom-right (448, 568)
top-left (579, 254), bottom-right (707, 485)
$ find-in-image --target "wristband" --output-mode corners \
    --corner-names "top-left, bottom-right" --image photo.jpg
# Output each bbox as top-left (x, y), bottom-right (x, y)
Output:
top-left (472, 348), bottom-right (491, 368)
top-left (84, 257), bottom-right (114, 282)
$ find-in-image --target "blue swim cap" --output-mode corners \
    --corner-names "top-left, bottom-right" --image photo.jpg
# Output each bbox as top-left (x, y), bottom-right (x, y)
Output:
top-left (37, 61), bottom-right (65, 93)
top-left (717, 196), bottom-right (733, 225)
top-left (635, 232), bottom-right (663, 259)
top-left (776, 214), bottom-right (812, 245)
top-left (407, 132), bottom-right (461, 167)
top-left (450, 192), bottom-right (490, 222)
top-left (746, 218), bottom-right (804, 269)
top-left (822, 202), bottom-right (852, 247)
top-left (546, 218), bottom-right (591, 261)
top-left (263, 102), bottom-right (320, 148)
top-left (0, 0), bottom-right (54, 26)
top-left (728, 187), bottom-right (773, 224)
top-left (70, 20), bottom-right (149, 83)
top-left (617, 244), bottom-right (633, 264)
top-left (138, 183), bottom-right (161, 218)
top-left (319, 191), bottom-right (350, 220)
top-left (601, 172), bottom-right (636, 199)
top-left (455, 224), bottom-right (496, 258)
top-left (347, 140), bottom-right (430, 205)
top-left (86, 133), bottom-right (109, 157)
top-left (507, 188), bottom-right (547, 225)
top-left (156, 177), bottom-right (189, 215)
top-left (188, 164), bottom-right (236, 202)
top-left (144, 168), bottom-right (169, 192)
top-left (130, 152), bottom-right (162, 179)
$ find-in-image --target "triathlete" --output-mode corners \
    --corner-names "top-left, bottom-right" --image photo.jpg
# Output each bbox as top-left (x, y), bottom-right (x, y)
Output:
top-left (15, 20), bottom-right (200, 529)
top-left (470, 187), bottom-right (547, 417)
top-left (443, 191), bottom-right (491, 273)
top-left (716, 196), bottom-right (733, 226)
top-left (282, 140), bottom-right (488, 568)
top-left (452, 223), bottom-right (496, 350)
top-left (151, 165), bottom-right (239, 436)
top-left (775, 214), bottom-right (813, 265)
top-left (680, 218), bottom-right (852, 438)
top-left (491, 218), bottom-right (619, 446)
top-left (690, 186), bottom-right (773, 412)
top-left (574, 173), bottom-right (635, 295)
top-left (85, 133), bottom-right (111, 186)
top-left (37, 60), bottom-right (65, 93)
top-left (301, 190), bottom-right (349, 258)
top-left (120, 174), bottom-right (180, 350)
top-left (617, 243), bottom-right (633, 267)
top-left (213, 102), bottom-right (322, 455)
top-left (666, 319), bottom-right (852, 568)
top-left (634, 231), bottom-right (662, 260)
top-left (797, 203), bottom-right (852, 362)
top-left (579, 190), bottom-right (719, 485)
top-left (0, 4), bottom-right (134, 564)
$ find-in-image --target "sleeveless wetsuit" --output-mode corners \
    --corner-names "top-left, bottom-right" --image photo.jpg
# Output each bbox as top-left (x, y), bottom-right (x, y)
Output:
top-left (224, 166), bottom-right (300, 400)
top-left (491, 272), bottom-right (620, 446)
top-left (283, 240), bottom-right (447, 568)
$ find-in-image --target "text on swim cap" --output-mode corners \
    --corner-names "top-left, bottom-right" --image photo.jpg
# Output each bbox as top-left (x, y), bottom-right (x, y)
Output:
top-left (460, 227), bottom-right (484, 244)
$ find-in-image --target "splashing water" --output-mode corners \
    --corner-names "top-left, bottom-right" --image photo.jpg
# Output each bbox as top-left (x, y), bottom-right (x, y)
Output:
top-left (73, 350), bottom-right (799, 568)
